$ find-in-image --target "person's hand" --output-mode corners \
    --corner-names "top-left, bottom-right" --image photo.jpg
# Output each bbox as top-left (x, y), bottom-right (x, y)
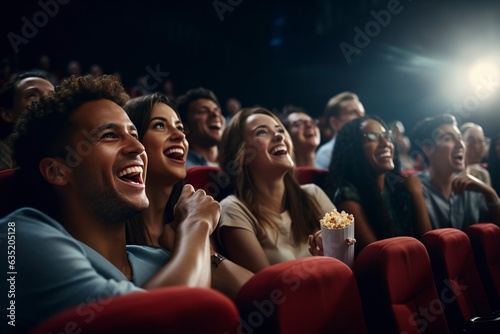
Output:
top-left (403, 174), bottom-right (423, 194)
top-left (172, 184), bottom-right (220, 235)
top-left (452, 174), bottom-right (489, 196)
top-left (308, 230), bottom-right (324, 256)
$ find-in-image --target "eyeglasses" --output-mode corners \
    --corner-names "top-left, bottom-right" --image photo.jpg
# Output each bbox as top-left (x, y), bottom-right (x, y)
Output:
top-left (290, 119), bottom-right (319, 128)
top-left (362, 131), bottom-right (393, 143)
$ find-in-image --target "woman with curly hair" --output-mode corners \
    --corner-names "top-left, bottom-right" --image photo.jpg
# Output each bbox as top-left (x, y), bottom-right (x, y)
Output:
top-left (217, 107), bottom-right (335, 273)
top-left (324, 115), bottom-right (432, 252)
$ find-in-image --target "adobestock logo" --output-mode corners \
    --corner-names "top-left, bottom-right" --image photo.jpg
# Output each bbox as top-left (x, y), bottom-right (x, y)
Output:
top-left (400, 277), bottom-right (468, 334)
top-left (8, 0), bottom-right (71, 54)
top-left (213, 0), bottom-right (244, 22)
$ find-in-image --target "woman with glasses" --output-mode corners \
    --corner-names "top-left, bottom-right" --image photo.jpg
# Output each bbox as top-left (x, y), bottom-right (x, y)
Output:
top-left (284, 106), bottom-right (321, 167)
top-left (322, 115), bottom-right (432, 253)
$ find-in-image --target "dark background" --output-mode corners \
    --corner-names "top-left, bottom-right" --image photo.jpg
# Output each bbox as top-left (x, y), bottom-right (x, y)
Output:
top-left (1, 0), bottom-right (499, 138)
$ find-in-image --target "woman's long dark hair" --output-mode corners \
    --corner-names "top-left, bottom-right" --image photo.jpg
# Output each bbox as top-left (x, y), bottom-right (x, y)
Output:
top-left (123, 92), bottom-right (185, 245)
top-left (324, 115), bottom-right (407, 239)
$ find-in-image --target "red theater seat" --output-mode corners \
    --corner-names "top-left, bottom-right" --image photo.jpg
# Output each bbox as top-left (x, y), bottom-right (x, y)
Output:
top-left (421, 228), bottom-right (494, 333)
top-left (30, 287), bottom-right (239, 334)
top-left (354, 236), bottom-right (449, 334)
top-left (185, 166), bottom-right (231, 201)
top-left (236, 257), bottom-right (367, 334)
top-left (465, 223), bottom-right (500, 310)
top-left (294, 166), bottom-right (328, 186)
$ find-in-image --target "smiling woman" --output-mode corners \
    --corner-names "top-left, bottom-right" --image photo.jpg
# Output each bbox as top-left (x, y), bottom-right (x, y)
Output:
top-left (216, 107), bottom-right (336, 273)
top-left (323, 115), bottom-right (432, 253)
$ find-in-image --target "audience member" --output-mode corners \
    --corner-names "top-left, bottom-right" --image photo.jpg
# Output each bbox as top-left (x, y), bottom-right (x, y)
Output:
top-left (0, 71), bottom-right (54, 170)
top-left (123, 93), bottom-right (253, 299)
top-left (225, 97), bottom-right (241, 123)
top-left (90, 64), bottom-right (104, 77)
top-left (488, 133), bottom-right (500, 195)
top-left (411, 114), bottom-right (500, 229)
top-left (0, 75), bottom-right (221, 329)
top-left (388, 120), bottom-right (416, 172)
top-left (460, 122), bottom-right (491, 185)
top-left (217, 107), bottom-right (335, 273)
top-left (315, 91), bottom-right (365, 169)
top-left (162, 79), bottom-right (177, 104)
top-left (65, 60), bottom-right (82, 79)
top-left (176, 87), bottom-right (225, 167)
top-left (284, 106), bottom-right (321, 167)
top-left (324, 115), bottom-right (432, 252)
top-left (38, 55), bottom-right (62, 84)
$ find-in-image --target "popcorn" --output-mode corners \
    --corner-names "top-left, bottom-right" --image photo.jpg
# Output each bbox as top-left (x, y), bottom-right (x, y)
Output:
top-left (320, 210), bottom-right (354, 230)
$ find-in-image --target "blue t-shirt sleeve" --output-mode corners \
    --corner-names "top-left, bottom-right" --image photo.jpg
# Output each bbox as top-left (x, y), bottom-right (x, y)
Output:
top-left (0, 208), bottom-right (144, 329)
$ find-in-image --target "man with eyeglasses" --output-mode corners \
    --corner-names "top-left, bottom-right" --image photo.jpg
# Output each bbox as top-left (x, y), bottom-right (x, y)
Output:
top-left (411, 114), bottom-right (500, 230)
top-left (284, 106), bottom-right (321, 167)
top-left (460, 122), bottom-right (491, 185)
top-left (315, 92), bottom-right (365, 169)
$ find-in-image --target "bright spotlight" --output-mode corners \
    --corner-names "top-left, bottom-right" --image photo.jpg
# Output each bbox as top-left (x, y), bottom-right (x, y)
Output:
top-left (468, 60), bottom-right (499, 88)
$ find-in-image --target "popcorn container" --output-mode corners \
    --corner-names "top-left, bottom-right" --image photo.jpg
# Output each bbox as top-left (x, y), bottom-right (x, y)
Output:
top-left (320, 219), bottom-right (356, 268)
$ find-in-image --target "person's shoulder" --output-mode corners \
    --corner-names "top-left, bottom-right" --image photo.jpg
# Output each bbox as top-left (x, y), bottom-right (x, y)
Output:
top-left (220, 194), bottom-right (239, 206)
top-left (1, 207), bottom-right (58, 225)
top-left (317, 139), bottom-right (334, 153)
top-left (300, 183), bottom-right (322, 195)
top-left (1, 207), bottom-right (69, 238)
top-left (126, 245), bottom-right (171, 258)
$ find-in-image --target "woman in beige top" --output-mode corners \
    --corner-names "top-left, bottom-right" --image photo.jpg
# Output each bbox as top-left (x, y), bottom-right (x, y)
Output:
top-left (217, 107), bottom-right (335, 273)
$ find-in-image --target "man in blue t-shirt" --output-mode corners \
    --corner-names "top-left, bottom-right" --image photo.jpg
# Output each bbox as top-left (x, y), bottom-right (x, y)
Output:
top-left (411, 114), bottom-right (500, 230)
top-left (0, 75), bottom-right (223, 331)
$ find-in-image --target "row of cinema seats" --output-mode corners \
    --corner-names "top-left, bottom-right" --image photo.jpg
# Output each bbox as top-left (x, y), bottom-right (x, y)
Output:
top-left (1, 166), bottom-right (500, 333)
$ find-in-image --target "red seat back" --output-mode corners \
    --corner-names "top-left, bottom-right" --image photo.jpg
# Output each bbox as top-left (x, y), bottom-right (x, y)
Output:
top-left (236, 257), bottom-right (367, 334)
top-left (465, 223), bottom-right (500, 310)
top-left (354, 236), bottom-right (449, 334)
top-left (421, 228), bottom-right (491, 333)
top-left (294, 166), bottom-right (328, 186)
top-left (30, 287), bottom-right (239, 334)
top-left (185, 166), bottom-right (231, 201)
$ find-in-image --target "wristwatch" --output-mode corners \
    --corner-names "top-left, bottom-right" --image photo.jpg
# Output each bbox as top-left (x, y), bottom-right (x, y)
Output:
top-left (211, 252), bottom-right (226, 269)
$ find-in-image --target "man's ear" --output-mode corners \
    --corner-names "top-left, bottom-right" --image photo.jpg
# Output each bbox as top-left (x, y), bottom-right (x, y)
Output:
top-left (328, 116), bottom-right (338, 131)
top-left (0, 107), bottom-right (15, 123)
top-left (39, 157), bottom-right (71, 186)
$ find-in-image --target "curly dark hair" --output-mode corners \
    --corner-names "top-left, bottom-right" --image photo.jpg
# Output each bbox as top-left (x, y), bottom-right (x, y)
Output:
top-left (10, 74), bottom-right (129, 189)
top-left (324, 115), bottom-right (407, 240)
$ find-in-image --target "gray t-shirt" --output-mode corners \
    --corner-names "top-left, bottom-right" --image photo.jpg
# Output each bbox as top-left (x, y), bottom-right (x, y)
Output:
top-left (418, 171), bottom-right (489, 229)
top-left (0, 208), bottom-right (170, 330)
